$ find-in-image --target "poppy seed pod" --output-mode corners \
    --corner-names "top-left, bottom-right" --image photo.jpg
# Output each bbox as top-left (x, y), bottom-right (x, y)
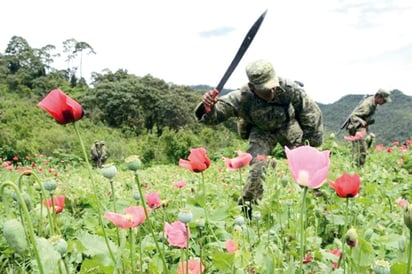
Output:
top-left (404, 204), bottom-right (412, 230)
top-left (44, 179), bottom-right (57, 192)
top-left (125, 155), bottom-right (142, 171)
top-left (373, 259), bottom-right (390, 274)
top-left (178, 208), bottom-right (193, 224)
top-left (101, 164), bottom-right (117, 180)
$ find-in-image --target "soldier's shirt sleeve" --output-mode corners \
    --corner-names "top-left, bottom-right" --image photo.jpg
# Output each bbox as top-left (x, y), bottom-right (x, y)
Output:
top-left (292, 91), bottom-right (324, 147)
top-left (194, 90), bottom-right (242, 125)
top-left (350, 99), bottom-right (372, 124)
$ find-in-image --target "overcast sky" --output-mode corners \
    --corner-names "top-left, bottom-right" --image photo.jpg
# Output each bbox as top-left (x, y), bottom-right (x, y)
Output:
top-left (1, 0), bottom-right (411, 103)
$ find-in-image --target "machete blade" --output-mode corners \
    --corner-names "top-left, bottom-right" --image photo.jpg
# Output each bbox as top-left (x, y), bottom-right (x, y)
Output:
top-left (216, 9), bottom-right (268, 92)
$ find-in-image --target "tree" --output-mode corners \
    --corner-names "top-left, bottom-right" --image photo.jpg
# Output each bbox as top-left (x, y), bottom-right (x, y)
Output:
top-left (74, 41), bottom-right (96, 80)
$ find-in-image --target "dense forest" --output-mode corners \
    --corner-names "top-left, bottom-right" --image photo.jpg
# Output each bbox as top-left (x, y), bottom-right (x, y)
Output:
top-left (0, 36), bottom-right (410, 164)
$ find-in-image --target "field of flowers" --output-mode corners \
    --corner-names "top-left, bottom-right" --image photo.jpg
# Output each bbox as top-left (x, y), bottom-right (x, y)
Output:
top-left (1, 89), bottom-right (412, 274)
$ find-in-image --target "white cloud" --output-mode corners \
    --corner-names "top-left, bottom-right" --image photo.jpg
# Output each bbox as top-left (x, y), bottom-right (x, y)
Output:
top-left (1, 0), bottom-right (412, 103)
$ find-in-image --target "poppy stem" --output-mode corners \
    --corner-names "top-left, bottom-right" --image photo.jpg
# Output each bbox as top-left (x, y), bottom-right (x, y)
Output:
top-left (407, 229), bottom-right (412, 274)
top-left (110, 180), bottom-right (121, 246)
top-left (72, 122), bottom-right (116, 265)
top-left (129, 228), bottom-right (134, 272)
top-left (299, 186), bottom-right (308, 274)
top-left (134, 171), bottom-right (169, 273)
top-left (0, 181), bottom-right (44, 274)
top-left (200, 172), bottom-right (209, 224)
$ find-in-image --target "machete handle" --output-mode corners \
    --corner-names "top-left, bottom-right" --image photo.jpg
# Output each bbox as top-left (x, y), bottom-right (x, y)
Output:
top-left (204, 89), bottom-right (219, 113)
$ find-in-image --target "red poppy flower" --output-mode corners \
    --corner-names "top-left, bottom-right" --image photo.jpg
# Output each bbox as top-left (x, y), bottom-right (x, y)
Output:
top-left (328, 173), bottom-right (361, 198)
top-left (38, 89), bottom-right (84, 124)
top-left (43, 195), bottom-right (65, 214)
top-left (303, 252), bottom-right (313, 264)
top-left (164, 221), bottom-right (190, 248)
top-left (179, 148), bottom-right (211, 173)
top-left (177, 258), bottom-right (205, 274)
top-left (285, 146), bottom-right (330, 189)
top-left (223, 150), bottom-right (253, 171)
top-left (104, 206), bottom-right (148, 229)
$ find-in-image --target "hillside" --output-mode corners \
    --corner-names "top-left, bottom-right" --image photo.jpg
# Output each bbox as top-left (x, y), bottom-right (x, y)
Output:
top-left (319, 89), bottom-right (412, 145)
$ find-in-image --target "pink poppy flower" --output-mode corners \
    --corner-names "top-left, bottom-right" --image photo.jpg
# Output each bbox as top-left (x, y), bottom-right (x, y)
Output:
top-left (285, 146), bottom-right (330, 189)
top-left (329, 249), bottom-right (342, 269)
top-left (375, 144), bottom-right (385, 152)
top-left (179, 148), bottom-right (211, 173)
top-left (328, 173), bottom-right (361, 198)
top-left (223, 151), bottom-right (253, 171)
top-left (344, 130), bottom-right (366, 141)
top-left (38, 89), bottom-right (84, 124)
top-left (173, 180), bottom-right (187, 188)
top-left (43, 195), bottom-right (65, 214)
top-left (104, 206), bottom-right (148, 229)
top-left (177, 258), bottom-right (205, 274)
top-left (225, 239), bottom-right (238, 253)
top-left (164, 221), bottom-right (190, 248)
top-left (397, 198), bottom-right (408, 208)
top-left (145, 191), bottom-right (161, 209)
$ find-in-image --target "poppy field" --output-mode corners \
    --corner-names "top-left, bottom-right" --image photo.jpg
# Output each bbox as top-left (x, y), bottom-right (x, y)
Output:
top-left (1, 89), bottom-right (412, 274)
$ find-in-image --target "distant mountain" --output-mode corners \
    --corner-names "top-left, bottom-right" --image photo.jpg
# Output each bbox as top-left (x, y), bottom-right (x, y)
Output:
top-left (319, 89), bottom-right (412, 145)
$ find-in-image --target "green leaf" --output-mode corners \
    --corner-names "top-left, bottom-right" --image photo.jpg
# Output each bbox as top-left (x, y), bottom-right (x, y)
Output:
top-left (351, 238), bottom-right (375, 267)
top-left (33, 237), bottom-right (61, 274)
top-left (211, 251), bottom-right (234, 271)
top-left (77, 231), bottom-right (117, 266)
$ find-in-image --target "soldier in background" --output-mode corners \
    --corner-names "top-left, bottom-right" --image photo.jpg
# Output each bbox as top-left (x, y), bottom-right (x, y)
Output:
top-left (90, 141), bottom-right (108, 168)
top-left (345, 89), bottom-right (391, 167)
top-left (195, 59), bottom-right (323, 217)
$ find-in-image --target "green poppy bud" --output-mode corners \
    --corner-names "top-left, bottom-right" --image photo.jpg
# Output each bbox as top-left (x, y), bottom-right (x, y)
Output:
top-left (345, 227), bottom-right (358, 247)
top-left (125, 155), bottom-right (142, 171)
top-left (178, 208), bottom-right (193, 224)
top-left (398, 236), bottom-right (406, 252)
top-left (101, 163), bottom-right (117, 180)
top-left (234, 216), bottom-right (245, 226)
top-left (404, 204), bottom-right (412, 230)
top-left (195, 218), bottom-right (205, 229)
top-left (44, 179), bottom-right (57, 192)
top-left (54, 238), bottom-right (68, 256)
top-left (3, 219), bottom-right (28, 255)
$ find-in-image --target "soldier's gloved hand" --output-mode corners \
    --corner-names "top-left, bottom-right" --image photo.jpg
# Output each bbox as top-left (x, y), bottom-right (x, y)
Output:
top-left (202, 88), bottom-right (219, 113)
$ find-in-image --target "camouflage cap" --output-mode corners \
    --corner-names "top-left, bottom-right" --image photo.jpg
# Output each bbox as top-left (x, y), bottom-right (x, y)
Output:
top-left (376, 88), bottom-right (391, 103)
top-left (245, 60), bottom-right (279, 91)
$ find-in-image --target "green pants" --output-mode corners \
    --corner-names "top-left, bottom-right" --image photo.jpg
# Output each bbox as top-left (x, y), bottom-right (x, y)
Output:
top-left (352, 138), bottom-right (367, 167)
top-left (241, 121), bottom-right (303, 203)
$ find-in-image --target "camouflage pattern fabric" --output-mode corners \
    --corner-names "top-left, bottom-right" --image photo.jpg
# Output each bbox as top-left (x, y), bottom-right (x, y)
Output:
top-left (195, 77), bottom-right (323, 203)
top-left (347, 96), bottom-right (377, 167)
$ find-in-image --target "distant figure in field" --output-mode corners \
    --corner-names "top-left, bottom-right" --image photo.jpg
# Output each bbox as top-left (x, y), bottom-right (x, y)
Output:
top-left (344, 89), bottom-right (391, 167)
top-left (91, 141), bottom-right (108, 168)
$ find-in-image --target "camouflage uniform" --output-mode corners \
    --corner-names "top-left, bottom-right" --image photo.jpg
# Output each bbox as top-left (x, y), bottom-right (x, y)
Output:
top-left (195, 71), bottom-right (323, 204)
top-left (346, 89), bottom-right (391, 167)
top-left (91, 141), bottom-right (108, 168)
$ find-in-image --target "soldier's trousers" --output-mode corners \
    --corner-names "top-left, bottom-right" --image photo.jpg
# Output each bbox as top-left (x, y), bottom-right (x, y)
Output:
top-left (352, 138), bottom-right (367, 167)
top-left (241, 123), bottom-right (303, 203)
